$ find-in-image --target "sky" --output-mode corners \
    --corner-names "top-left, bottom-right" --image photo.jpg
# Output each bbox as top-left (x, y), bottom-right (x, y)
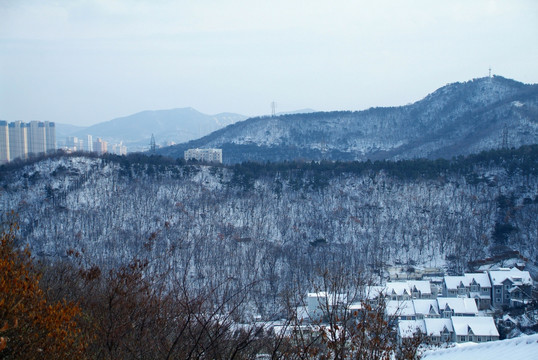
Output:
top-left (1, 0), bottom-right (537, 127)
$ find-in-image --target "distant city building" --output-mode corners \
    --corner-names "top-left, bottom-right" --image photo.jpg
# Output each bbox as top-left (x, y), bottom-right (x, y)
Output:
top-left (45, 122), bottom-right (56, 153)
top-left (0, 120), bottom-right (55, 164)
top-left (93, 138), bottom-right (108, 155)
top-left (111, 142), bottom-right (127, 156)
top-left (66, 136), bottom-right (84, 152)
top-left (184, 148), bottom-right (222, 163)
top-left (85, 135), bottom-right (93, 152)
top-left (63, 135), bottom-right (125, 156)
top-left (9, 121), bottom-right (28, 161)
top-left (0, 121), bottom-right (10, 164)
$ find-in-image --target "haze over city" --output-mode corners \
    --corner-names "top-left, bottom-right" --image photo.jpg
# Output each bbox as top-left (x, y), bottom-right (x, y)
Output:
top-left (1, 0), bottom-right (537, 127)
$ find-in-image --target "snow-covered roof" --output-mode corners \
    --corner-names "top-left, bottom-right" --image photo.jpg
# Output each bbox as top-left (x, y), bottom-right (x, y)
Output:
top-left (488, 268), bottom-right (533, 286)
top-left (464, 273), bottom-right (491, 288)
top-left (451, 316), bottom-right (499, 337)
top-left (306, 292), bottom-right (348, 306)
top-left (444, 273), bottom-right (491, 289)
top-left (386, 300), bottom-right (415, 317)
top-left (443, 276), bottom-right (466, 290)
top-left (385, 282), bottom-right (411, 296)
top-left (387, 299), bottom-right (441, 318)
top-left (383, 280), bottom-right (431, 296)
top-left (424, 318), bottom-right (454, 336)
top-left (437, 298), bottom-right (478, 315)
top-left (398, 320), bottom-right (426, 338)
top-left (422, 334), bottom-right (538, 360)
top-left (413, 299), bottom-right (439, 316)
top-left (408, 280), bottom-right (432, 295)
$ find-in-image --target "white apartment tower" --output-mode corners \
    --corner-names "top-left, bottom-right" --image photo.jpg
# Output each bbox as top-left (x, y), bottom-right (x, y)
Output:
top-left (86, 135), bottom-right (93, 152)
top-left (9, 121), bottom-right (28, 161)
top-left (0, 120), bottom-right (56, 164)
top-left (0, 121), bottom-right (9, 164)
top-left (45, 122), bottom-right (56, 153)
top-left (27, 121), bottom-right (47, 156)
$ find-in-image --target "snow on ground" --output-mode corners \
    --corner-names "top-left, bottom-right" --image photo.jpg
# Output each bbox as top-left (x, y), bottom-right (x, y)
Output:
top-left (422, 334), bottom-right (538, 360)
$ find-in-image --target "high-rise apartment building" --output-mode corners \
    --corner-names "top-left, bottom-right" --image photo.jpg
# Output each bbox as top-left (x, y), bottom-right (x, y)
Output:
top-left (45, 122), bottom-right (56, 153)
top-left (9, 121), bottom-right (28, 161)
top-left (27, 121), bottom-right (47, 156)
top-left (0, 121), bottom-right (10, 164)
top-left (0, 120), bottom-right (56, 164)
top-left (93, 137), bottom-right (108, 155)
top-left (85, 135), bottom-right (93, 152)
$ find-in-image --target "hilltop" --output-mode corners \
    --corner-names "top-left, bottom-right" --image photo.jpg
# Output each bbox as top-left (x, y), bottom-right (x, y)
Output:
top-left (156, 76), bottom-right (538, 163)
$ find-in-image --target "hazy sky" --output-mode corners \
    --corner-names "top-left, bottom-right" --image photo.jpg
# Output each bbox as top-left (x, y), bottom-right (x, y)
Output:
top-left (1, 0), bottom-right (537, 126)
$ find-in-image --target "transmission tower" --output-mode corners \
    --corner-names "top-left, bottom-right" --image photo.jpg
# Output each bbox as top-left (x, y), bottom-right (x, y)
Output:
top-left (150, 134), bottom-right (156, 153)
top-left (271, 101), bottom-right (277, 117)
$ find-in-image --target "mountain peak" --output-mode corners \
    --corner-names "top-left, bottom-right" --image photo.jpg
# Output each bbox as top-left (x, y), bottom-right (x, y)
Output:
top-left (64, 108), bottom-right (247, 152)
top-left (156, 76), bottom-right (538, 163)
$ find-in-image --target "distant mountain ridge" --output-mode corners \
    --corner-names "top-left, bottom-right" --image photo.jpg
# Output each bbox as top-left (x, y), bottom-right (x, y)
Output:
top-left (69, 108), bottom-right (247, 151)
top-left (156, 76), bottom-right (538, 163)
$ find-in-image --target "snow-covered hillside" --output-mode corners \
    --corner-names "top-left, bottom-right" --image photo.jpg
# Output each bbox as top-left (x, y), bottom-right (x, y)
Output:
top-left (158, 76), bottom-right (538, 163)
top-left (1, 150), bottom-right (536, 315)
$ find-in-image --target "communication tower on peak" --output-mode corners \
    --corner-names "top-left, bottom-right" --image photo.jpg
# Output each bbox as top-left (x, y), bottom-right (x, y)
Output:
top-left (150, 134), bottom-right (156, 153)
top-left (271, 101), bottom-right (277, 117)
top-left (489, 66), bottom-right (492, 78)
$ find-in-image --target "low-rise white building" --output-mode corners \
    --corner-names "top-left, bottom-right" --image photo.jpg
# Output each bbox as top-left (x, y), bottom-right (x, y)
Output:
top-left (398, 316), bottom-right (498, 344)
top-left (451, 316), bottom-right (499, 343)
top-left (382, 280), bottom-right (433, 300)
top-left (443, 273), bottom-right (491, 309)
top-left (184, 148), bottom-right (223, 163)
top-left (436, 298), bottom-right (479, 318)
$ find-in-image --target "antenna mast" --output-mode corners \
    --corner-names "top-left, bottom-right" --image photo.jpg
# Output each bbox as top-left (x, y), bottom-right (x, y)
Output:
top-left (489, 66), bottom-right (492, 78)
top-left (150, 134), bottom-right (156, 153)
top-left (271, 101), bottom-right (277, 117)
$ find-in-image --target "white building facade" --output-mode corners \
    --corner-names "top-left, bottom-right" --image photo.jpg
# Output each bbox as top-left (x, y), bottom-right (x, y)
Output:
top-left (0, 120), bottom-right (55, 164)
top-left (184, 148), bottom-right (223, 163)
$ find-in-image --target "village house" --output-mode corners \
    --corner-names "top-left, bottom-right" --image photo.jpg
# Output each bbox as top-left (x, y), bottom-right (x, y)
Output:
top-left (398, 318), bottom-right (455, 345)
top-left (303, 267), bottom-right (533, 346)
top-left (450, 316), bottom-right (499, 343)
top-left (382, 280), bottom-right (433, 301)
top-left (436, 298), bottom-right (479, 318)
top-left (442, 273), bottom-right (491, 309)
top-left (488, 268), bottom-right (533, 308)
top-left (398, 316), bottom-right (498, 344)
top-left (386, 299), bottom-right (440, 320)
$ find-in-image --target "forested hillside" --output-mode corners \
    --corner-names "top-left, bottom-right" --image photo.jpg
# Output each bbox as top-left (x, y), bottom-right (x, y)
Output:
top-left (1, 147), bottom-right (537, 317)
top-left (157, 76), bottom-right (538, 163)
